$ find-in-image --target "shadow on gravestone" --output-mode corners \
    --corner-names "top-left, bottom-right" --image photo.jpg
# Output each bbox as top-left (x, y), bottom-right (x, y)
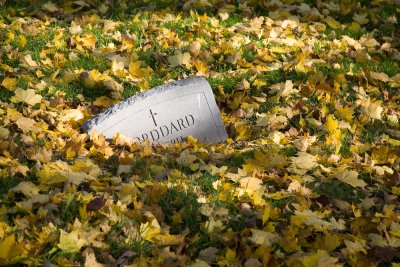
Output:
top-left (82, 77), bottom-right (228, 144)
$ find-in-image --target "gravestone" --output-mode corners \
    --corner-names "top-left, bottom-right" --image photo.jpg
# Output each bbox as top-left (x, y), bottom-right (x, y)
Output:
top-left (82, 77), bottom-right (228, 144)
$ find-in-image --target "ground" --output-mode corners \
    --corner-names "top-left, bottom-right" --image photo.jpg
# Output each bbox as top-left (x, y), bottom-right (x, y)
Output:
top-left (0, 0), bottom-right (400, 266)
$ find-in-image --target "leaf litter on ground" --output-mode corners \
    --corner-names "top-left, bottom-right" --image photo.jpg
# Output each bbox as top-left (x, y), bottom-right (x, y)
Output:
top-left (0, 0), bottom-right (399, 266)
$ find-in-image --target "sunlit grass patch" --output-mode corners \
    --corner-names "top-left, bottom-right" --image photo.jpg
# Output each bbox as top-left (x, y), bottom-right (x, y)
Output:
top-left (65, 54), bottom-right (109, 72)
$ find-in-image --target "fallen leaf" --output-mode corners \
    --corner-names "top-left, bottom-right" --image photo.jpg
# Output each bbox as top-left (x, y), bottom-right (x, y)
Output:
top-left (270, 80), bottom-right (299, 97)
top-left (168, 51), bottom-right (191, 67)
top-left (335, 170), bottom-right (367, 188)
top-left (21, 54), bottom-right (39, 68)
top-left (11, 182), bottom-right (39, 197)
top-left (69, 21), bottom-right (82, 34)
top-left (87, 197), bottom-right (106, 212)
top-left (299, 250), bottom-right (341, 267)
top-left (58, 230), bottom-right (86, 253)
top-left (370, 72), bottom-right (391, 82)
top-left (248, 229), bottom-right (279, 246)
top-left (15, 117), bottom-right (39, 133)
top-left (1, 77), bottom-right (17, 91)
top-left (12, 88), bottom-right (42, 105)
top-left (0, 234), bottom-right (25, 263)
top-left (43, 1), bottom-right (59, 12)
top-left (84, 248), bottom-right (105, 267)
top-left (61, 109), bottom-right (84, 121)
top-left (239, 177), bottom-right (263, 191)
top-left (291, 152), bottom-right (318, 170)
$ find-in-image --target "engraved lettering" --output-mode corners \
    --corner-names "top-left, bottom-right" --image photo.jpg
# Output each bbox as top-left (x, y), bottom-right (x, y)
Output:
top-left (185, 115), bottom-right (195, 126)
top-left (160, 125), bottom-right (169, 137)
top-left (177, 118), bottom-right (187, 130)
top-left (170, 121), bottom-right (179, 134)
top-left (142, 133), bottom-right (149, 140)
top-left (150, 129), bottom-right (160, 141)
top-left (133, 115), bottom-right (196, 143)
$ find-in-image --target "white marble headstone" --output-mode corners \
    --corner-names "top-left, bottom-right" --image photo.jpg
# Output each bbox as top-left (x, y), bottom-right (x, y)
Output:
top-left (82, 77), bottom-right (228, 144)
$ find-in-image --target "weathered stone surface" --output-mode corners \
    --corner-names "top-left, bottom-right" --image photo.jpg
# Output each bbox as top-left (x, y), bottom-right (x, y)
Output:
top-left (82, 77), bottom-right (228, 144)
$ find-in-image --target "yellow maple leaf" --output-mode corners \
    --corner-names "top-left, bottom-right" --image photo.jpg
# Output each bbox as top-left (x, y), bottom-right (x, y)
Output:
top-left (299, 250), bottom-right (341, 267)
top-left (128, 61), bottom-right (153, 79)
top-left (335, 170), bottom-right (366, 188)
top-left (12, 88), bottom-right (42, 105)
top-left (168, 51), bottom-right (192, 67)
top-left (225, 248), bottom-right (236, 261)
top-left (61, 109), bottom-right (84, 122)
top-left (176, 149), bottom-right (197, 166)
top-left (234, 123), bottom-right (251, 140)
top-left (15, 117), bottom-right (39, 133)
top-left (128, 61), bottom-right (142, 78)
top-left (270, 80), bottom-right (299, 97)
top-left (189, 40), bottom-right (201, 56)
top-left (358, 99), bottom-right (383, 120)
top-left (84, 248), bottom-right (105, 267)
top-left (21, 54), bottom-right (39, 68)
top-left (58, 230), bottom-right (86, 253)
top-left (43, 1), bottom-right (59, 12)
top-left (154, 233), bottom-right (184, 246)
top-left (324, 16), bottom-right (342, 29)
top-left (239, 176), bottom-right (263, 191)
top-left (69, 20), bottom-right (82, 35)
top-left (0, 234), bottom-right (25, 263)
top-left (140, 222), bottom-right (161, 243)
top-left (291, 152), bottom-right (318, 170)
top-left (325, 115), bottom-right (342, 153)
top-left (1, 77), bottom-right (17, 91)
top-left (76, 33), bottom-right (96, 51)
top-left (93, 96), bottom-right (114, 107)
top-left (11, 182), bottom-right (39, 197)
top-left (248, 229), bottom-right (279, 246)
top-left (111, 56), bottom-right (126, 73)
top-left (325, 115), bottom-right (339, 134)
top-left (334, 106), bottom-right (353, 122)
top-left (370, 72), bottom-right (390, 82)
top-left (193, 59), bottom-right (208, 73)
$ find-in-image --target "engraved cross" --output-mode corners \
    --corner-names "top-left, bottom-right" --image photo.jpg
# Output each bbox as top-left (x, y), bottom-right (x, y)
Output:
top-left (150, 109), bottom-right (158, 126)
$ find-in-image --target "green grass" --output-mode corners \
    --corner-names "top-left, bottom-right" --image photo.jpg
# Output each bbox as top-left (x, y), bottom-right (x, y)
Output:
top-left (225, 150), bottom-right (254, 168)
top-left (107, 220), bottom-right (152, 259)
top-left (192, 172), bottom-right (218, 194)
top-left (137, 45), bottom-right (167, 70)
top-left (308, 180), bottom-right (365, 203)
top-left (242, 48), bottom-right (256, 62)
top-left (0, 88), bottom-right (13, 102)
top-left (267, 196), bottom-right (295, 208)
top-left (56, 195), bottom-right (81, 227)
top-left (220, 13), bottom-right (244, 27)
top-left (360, 123), bottom-right (383, 143)
top-left (122, 83), bottom-right (140, 98)
top-left (280, 146), bottom-right (298, 157)
top-left (208, 73), bottom-right (253, 94)
top-left (340, 130), bottom-right (353, 157)
top-left (0, 176), bottom-right (20, 199)
top-left (91, 28), bottom-right (114, 49)
top-left (160, 186), bottom-right (202, 235)
top-left (65, 55), bottom-right (109, 72)
top-left (162, 18), bottom-right (197, 38)
top-left (52, 80), bottom-right (109, 101)
top-left (16, 76), bottom-right (30, 89)
top-left (10, 31), bottom-right (56, 63)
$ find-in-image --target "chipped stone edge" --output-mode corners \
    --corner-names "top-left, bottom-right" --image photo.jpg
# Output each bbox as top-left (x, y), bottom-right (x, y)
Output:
top-left (82, 76), bottom-right (210, 133)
